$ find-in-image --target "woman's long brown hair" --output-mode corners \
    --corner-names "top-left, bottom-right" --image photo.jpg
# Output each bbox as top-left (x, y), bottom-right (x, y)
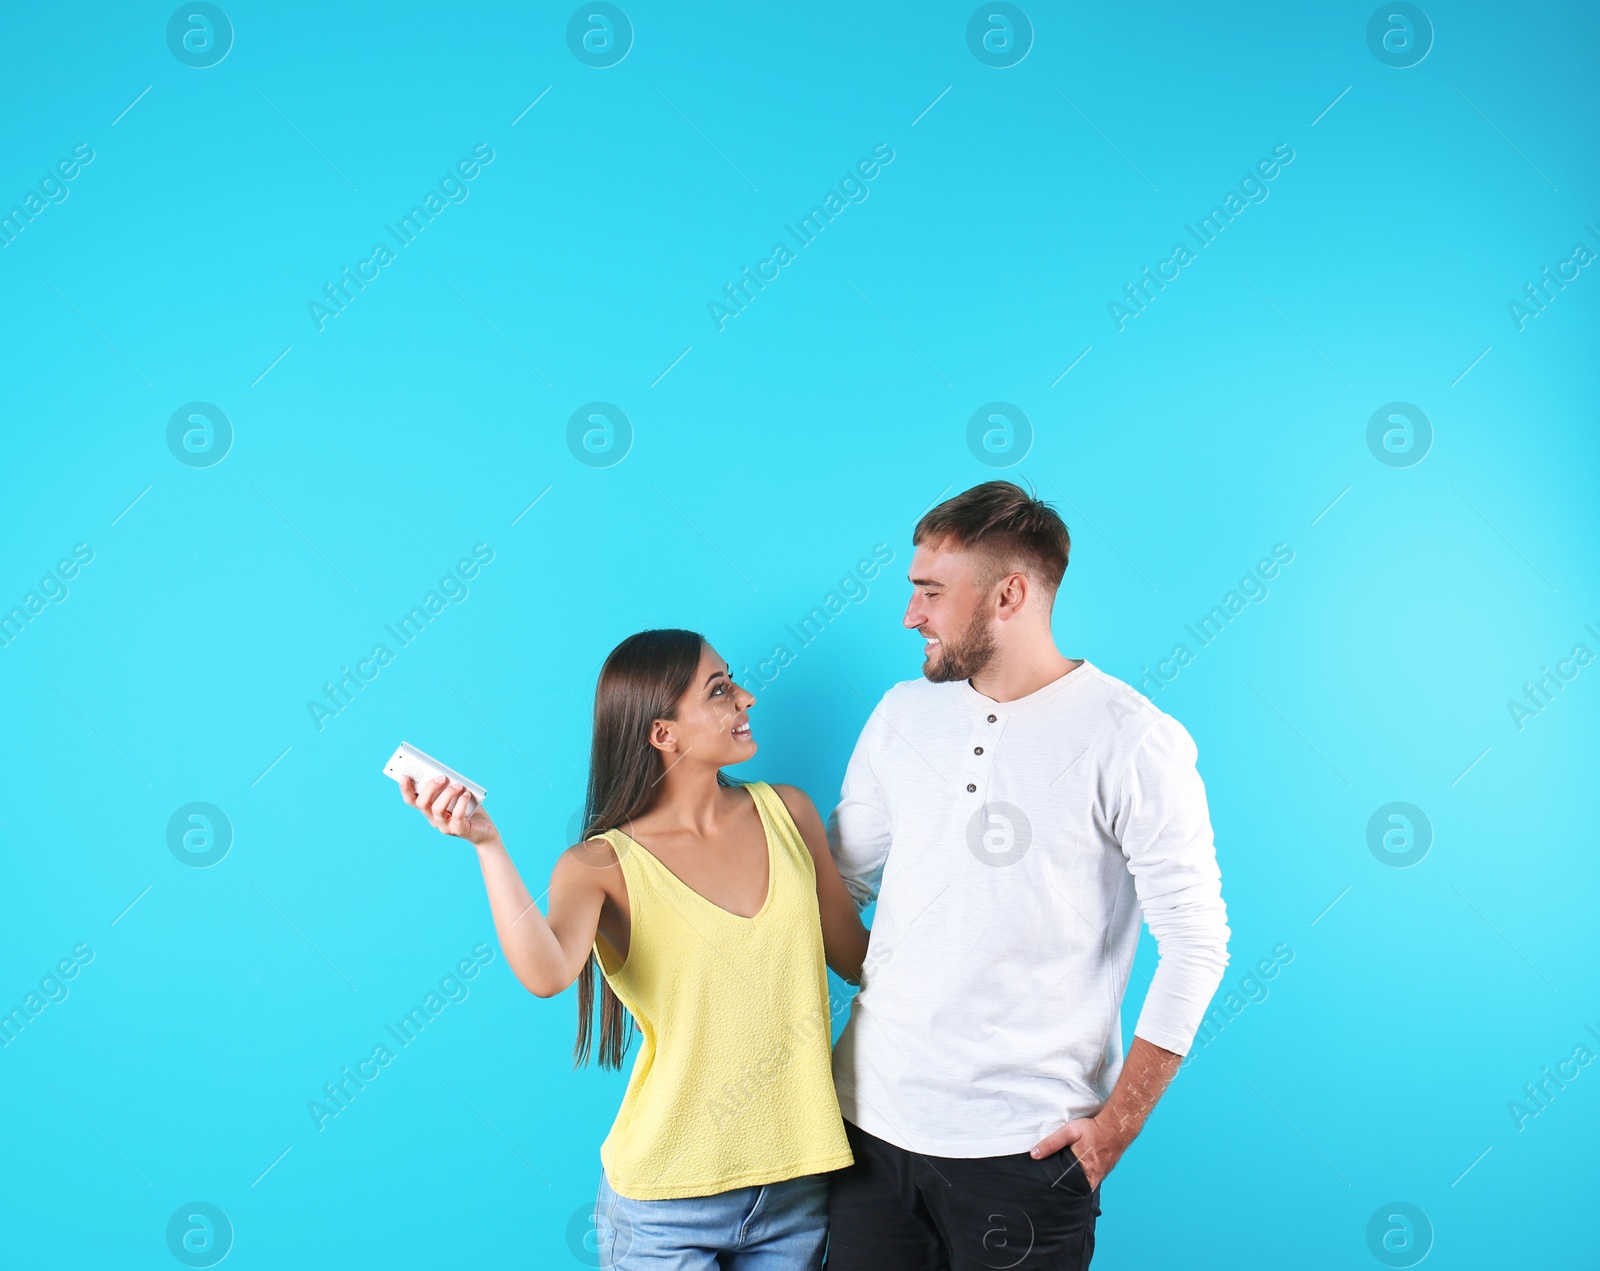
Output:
top-left (574, 628), bottom-right (735, 1067)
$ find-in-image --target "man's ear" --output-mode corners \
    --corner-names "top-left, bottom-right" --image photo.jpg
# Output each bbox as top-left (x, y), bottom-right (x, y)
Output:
top-left (995, 570), bottom-right (1031, 621)
top-left (647, 718), bottom-right (677, 754)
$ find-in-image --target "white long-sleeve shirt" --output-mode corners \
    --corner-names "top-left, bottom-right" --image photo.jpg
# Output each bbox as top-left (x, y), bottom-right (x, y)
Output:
top-left (826, 660), bottom-right (1230, 1157)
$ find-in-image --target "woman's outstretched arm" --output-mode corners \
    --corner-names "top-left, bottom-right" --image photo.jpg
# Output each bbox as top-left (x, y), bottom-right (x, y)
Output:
top-left (401, 776), bottom-right (613, 997)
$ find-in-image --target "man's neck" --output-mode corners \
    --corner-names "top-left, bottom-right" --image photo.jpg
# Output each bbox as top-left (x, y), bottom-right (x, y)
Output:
top-left (967, 643), bottom-right (1082, 704)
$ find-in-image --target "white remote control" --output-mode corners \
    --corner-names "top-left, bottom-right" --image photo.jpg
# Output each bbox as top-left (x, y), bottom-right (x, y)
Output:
top-left (382, 741), bottom-right (487, 806)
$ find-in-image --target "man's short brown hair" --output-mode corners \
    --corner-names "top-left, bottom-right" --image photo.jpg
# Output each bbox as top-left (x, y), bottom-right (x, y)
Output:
top-left (913, 481), bottom-right (1071, 597)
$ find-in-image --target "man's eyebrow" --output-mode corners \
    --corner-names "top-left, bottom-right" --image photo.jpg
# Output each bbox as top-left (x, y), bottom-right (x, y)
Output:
top-left (909, 575), bottom-right (942, 586)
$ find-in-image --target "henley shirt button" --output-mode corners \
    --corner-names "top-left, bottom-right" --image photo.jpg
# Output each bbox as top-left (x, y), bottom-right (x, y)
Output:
top-left (974, 746), bottom-right (984, 755)
top-left (986, 714), bottom-right (997, 723)
top-left (966, 782), bottom-right (977, 792)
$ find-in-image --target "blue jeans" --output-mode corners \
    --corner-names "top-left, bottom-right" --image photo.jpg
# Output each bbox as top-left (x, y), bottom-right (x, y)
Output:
top-left (593, 1170), bottom-right (830, 1269)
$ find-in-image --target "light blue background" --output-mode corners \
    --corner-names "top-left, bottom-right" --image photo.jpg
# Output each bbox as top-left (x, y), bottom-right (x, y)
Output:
top-left (2, 2), bottom-right (1596, 1267)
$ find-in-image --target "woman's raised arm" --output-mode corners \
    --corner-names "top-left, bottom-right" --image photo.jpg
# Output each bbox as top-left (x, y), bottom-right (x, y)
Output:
top-left (401, 775), bottom-right (613, 997)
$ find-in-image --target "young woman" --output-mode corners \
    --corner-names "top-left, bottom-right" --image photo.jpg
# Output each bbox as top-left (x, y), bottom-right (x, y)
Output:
top-left (399, 628), bottom-right (869, 1269)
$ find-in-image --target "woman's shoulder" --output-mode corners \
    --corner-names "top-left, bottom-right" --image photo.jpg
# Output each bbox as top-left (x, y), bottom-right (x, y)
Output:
top-left (763, 781), bottom-right (814, 811)
top-left (762, 783), bottom-right (825, 843)
top-left (557, 832), bottom-right (624, 875)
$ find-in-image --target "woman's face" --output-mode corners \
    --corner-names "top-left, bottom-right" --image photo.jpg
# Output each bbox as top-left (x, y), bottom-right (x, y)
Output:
top-left (657, 643), bottom-right (757, 768)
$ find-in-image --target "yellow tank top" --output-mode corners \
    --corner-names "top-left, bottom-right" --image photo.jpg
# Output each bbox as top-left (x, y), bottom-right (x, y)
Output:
top-left (592, 781), bottom-right (854, 1200)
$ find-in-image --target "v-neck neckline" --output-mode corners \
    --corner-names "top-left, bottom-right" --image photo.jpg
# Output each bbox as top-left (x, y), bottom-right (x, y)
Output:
top-left (610, 783), bottom-right (777, 923)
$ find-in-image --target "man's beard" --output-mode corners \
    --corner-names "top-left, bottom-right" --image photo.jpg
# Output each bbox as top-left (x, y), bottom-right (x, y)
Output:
top-left (923, 608), bottom-right (998, 683)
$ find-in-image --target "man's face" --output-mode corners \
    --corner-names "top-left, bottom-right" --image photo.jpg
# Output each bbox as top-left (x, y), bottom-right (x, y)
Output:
top-left (903, 540), bottom-right (999, 682)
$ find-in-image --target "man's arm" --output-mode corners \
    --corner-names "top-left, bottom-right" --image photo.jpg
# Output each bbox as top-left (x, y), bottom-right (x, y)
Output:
top-left (1029, 1035), bottom-right (1181, 1187)
top-left (1032, 713), bottom-right (1230, 1187)
top-left (825, 699), bottom-right (895, 914)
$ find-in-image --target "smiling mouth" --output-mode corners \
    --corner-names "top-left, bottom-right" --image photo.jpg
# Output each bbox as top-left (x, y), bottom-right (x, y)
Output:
top-left (732, 721), bottom-right (752, 739)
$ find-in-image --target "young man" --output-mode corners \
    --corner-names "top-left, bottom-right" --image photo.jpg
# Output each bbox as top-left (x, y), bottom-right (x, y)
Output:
top-left (824, 481), bottom-right (1230, 1270)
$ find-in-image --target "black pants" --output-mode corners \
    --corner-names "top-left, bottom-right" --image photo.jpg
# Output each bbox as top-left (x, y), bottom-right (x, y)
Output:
top-left (825, 1120), bottom-right (1100, 1270)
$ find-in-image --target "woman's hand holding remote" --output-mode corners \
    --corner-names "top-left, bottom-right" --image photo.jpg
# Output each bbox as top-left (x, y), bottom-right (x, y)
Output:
top-left (398, 773), bottom-right (607, 999)
top-left (399, 774), bottom-right (502, 849)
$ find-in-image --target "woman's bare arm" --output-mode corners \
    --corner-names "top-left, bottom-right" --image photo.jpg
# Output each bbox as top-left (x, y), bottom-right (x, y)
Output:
top-left (475, 837), bottom-right (615, 997)
top-left (774, 783), bottom-right (869, 982)
top-left (402, 775), bottom-right (612, 997)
